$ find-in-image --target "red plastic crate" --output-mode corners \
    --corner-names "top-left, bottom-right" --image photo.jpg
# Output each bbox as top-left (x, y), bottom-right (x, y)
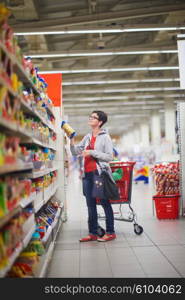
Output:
top-left (153, 194), bottom-right (180, 219)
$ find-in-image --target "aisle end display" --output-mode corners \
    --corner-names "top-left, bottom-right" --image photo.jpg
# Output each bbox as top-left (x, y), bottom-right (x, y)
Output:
top-left (151, 162), bottom-right (180, 219)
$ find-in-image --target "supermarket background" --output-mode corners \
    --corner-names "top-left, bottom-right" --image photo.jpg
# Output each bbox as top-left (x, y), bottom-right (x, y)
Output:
top-left (1, 1), bottom-right (185, 279)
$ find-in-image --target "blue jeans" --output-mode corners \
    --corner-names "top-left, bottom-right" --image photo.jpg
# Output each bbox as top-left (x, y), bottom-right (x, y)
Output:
top-left (82, 171), bottom-right (115, 235)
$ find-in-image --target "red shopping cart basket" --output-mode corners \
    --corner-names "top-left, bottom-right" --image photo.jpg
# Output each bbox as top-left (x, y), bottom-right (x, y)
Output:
top-left (109, 161), bottom-right (136, 204)
top-left (96, 161), bottom-right (144, 235)
top-left (96, 161), bottom-right (136, 204)
top-left (153, 194), bottom-right (180, 219)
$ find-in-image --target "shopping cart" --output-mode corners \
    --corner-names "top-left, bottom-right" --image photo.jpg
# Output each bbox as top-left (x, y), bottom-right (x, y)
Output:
top-left (97, 161), bottom-right (144, 236)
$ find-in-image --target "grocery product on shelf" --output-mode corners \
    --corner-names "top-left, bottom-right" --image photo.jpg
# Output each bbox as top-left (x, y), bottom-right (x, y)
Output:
top-left (0, 176), bottom-right (23, 216)
top-left (0, 5), bottom-right (62, 278)
top-left (6, 199), bottom-right (61, 277)
top-left (0, 212), bottom-right (23, 271)
top-left (21, 145), bottom-right (56, 170)
top-left (7, 250), bottom-right (39, 278)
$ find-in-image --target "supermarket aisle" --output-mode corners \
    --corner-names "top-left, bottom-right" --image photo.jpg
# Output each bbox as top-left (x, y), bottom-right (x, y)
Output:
top-left (47, 171), bottom-right (185, 278)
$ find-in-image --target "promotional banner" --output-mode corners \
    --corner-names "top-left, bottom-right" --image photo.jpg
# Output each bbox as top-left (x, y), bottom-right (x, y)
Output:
top-left (41, 73), bottom-right (62, 107)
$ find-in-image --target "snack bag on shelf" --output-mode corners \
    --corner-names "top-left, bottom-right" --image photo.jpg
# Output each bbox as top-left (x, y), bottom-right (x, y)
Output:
top-left (0, 180), bottom-right (7, 217)
top-left (0, 232), bottom-right (9, 270)
top-left (0, 4), bottom-right (10, 23)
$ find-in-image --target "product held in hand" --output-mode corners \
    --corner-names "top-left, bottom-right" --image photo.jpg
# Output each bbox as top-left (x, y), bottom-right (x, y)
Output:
top-left (61, 121), bottom-right (76, 139)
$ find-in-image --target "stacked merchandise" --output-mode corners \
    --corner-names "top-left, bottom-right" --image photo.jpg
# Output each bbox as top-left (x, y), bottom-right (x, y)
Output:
top-left (151, 162), bottom-right (180, 219)
top-left (0, 205), bottom-right (35, 276)
top-left (0, 176), bottom-right (34, 218)
top-left (7, 200), bottom-right (61, 278)
top-left (0, 4), bottom-right (62, 278)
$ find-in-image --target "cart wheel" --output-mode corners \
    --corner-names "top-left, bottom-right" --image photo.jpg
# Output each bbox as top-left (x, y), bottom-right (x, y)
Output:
top-left (97, 226), bottom-right (105, 237)
top-left (134, 224), bottom-right (143, 235)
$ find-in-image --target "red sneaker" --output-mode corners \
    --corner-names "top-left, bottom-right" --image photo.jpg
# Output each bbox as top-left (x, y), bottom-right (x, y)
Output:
top-left (97, 234), bottom-right (116, 242)
top-left (79, 234), bottom-right (98, 242)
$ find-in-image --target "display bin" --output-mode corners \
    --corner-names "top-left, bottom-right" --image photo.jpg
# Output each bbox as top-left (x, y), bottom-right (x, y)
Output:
top-left (153, 194), bottom-right (180, 219)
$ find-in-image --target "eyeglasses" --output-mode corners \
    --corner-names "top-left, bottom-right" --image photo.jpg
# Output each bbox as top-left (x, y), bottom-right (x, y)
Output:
top-left (89, 116), bottom-right (99, 120)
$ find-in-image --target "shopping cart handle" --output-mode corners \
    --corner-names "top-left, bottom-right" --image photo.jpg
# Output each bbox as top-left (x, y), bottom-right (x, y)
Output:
top-left (110, 161), bottom-right (136, 167)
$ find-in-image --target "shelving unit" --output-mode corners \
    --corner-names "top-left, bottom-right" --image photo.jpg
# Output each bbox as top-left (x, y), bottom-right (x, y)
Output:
top-left (33, 206), bottom-right (63, 278)
top-left (0, 23), bottom-right (63, 277)
top-left (177, 35), bottom-right (185, 216)
top-left (177, 102), bottom-right (185, 216)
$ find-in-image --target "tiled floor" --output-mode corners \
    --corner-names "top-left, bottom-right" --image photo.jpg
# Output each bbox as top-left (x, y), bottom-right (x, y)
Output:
top-left (47, 171), bottom-right (185, 278)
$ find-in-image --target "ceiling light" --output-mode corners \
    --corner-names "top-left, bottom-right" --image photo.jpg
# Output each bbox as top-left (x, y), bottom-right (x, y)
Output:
top-left (64, 100), bottom-right (164, 107)
top-left (38, 66), bottom-right (178, 74)
top-left (62, 78), bottom-right (180, 85)
top-left (63, 95), bottom-right (182, 101)
top-left (14, 26), bottom-right (185, 36)
top-left (63, 94), bottom-right (183, 101)
top-left (27, 49), bottom-right (177, 58)
top-left (65, 105), bottom-right (162, 110)
top-left (63, 87), bottom-right (182, 94)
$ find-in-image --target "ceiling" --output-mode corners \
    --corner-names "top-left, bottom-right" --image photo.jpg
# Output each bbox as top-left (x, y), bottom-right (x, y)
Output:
top-left (3, 0), bottom-right (185, 138)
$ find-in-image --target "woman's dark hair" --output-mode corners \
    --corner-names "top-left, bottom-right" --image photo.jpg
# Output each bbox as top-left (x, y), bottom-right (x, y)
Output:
top-left (92, 110), bottom-right (108, 127)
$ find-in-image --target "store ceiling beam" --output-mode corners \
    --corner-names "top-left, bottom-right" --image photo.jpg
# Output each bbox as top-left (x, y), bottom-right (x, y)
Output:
top-left (131, 12), bottom-right (185, 81)
top-left (7, 0), bottom-right (39, 21)
top-left (11, 2), bottom-right (185, 31)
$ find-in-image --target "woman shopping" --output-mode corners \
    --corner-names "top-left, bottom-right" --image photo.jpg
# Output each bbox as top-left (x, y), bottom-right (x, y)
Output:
top-left (70, 110), bottom-right (116, 242)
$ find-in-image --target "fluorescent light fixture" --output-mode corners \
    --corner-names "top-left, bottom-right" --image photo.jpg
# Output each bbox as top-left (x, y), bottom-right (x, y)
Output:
top-left (14, 26), bottom-right (185, 36)
top-left (64, 101), bottom-right (164, 107)
top-left (38, 66), bottom-right (178, 74)
top-left (63, 94), bottom-right (183, 101)
top-left (63, 87), bottom-right (182, 94)
top-left (65, 105), bottom-right (162, 110)
top-left (177, 34), bottom-right (185, 38)
top-left (27, 49), bottom-right (177, 58)
top-left (62, 78), bottom-right (180, 85)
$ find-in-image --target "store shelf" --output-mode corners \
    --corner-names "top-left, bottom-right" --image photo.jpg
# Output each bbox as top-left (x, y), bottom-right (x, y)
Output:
top-left (23, 137), bottom-right (57, 151)
top-left (31, 165), bottom-right (59, 179)
top-left (0, 42), bottom-right (56, 122)
top-left (20, 101), bottom-right (56, 134)
top-left (41, 225), bottom-right (52, 244)
top-left (0, 41), bottom-right (38, 95)
top-left (0, 77), bottom-right (18, 98)
top-left (33, 191), bottom-right (44, 213)
top-left (44, 184), bottom-right (58, 204)
top-left (0, 117), bottom-right (34, 140)
top-left (33, 214), bottom-right (63, 278)
top-left (0, 25), bottom-right (61, 279)
top-left (52, 219), bottom-right (63, 248)
top-left (0, 242), bottom-right (23, 278)
top-left (20, 192), bottom-right (36, 208)
top-left (0, 206), bottom-right (21, 229)
top-left (51, 209), bottom-right (61, 231)
top-left (0, 117), bottom-right (19, 133)
top-left (33, 240), bottom-right (55, 278)
top-left (0, 162), bottom-right (33, 176)
top-left (17, 126), bottom-right (33, 139)
top-left (46, 105), bottom-right (54, 117)
top-left (32, 108), bottom-right (56, 133)
top-left (0, 218), bottom-right (35, 277)
top-left (22, 224), bottom-right (36, 248)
